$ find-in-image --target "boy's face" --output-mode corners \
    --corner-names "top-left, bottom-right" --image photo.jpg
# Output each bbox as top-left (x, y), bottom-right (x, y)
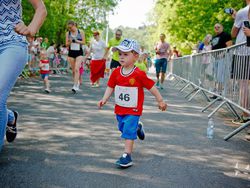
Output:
top-left (40, 51), bottom-right (48, 59)
top-left (118, 51), bottom-right (139, 67)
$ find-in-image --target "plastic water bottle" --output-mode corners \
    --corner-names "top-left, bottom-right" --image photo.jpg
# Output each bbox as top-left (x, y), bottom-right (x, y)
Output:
top-left (207, 118), bottom-right (214, 139)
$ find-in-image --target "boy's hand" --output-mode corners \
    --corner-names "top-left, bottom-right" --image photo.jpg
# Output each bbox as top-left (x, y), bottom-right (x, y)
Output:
top-left (158, 101), bottom-right (167, 111)
top-left (97, 99), bottom-right (106, 109)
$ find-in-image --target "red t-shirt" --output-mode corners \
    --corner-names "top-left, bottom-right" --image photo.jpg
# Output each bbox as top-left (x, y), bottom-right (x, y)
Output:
top-left (40, 59), bottom-right (50, 74)
top-left (108, 66), bottom-right (155, 116)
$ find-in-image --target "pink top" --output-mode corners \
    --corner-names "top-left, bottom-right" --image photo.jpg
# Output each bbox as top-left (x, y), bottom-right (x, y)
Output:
top-left (155, 41), bottom-right (170, 59)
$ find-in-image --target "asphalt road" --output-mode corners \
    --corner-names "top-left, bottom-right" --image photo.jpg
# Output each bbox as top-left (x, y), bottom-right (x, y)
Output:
top-left (0, 73), bottom-right (249, 188)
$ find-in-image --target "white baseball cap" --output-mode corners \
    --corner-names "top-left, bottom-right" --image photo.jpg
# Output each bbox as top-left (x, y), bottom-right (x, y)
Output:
top-left (113, 39), bottom-right (140, 54)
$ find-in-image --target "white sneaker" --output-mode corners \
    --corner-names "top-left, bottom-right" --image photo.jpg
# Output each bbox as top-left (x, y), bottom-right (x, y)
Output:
top-left (76, 83), bottom-right (80, 91)
top-left (91, 83), bottom-right (99, 88)
top-left (72, 85), bottom-right (77, 92)
top-left (45, 88), bottom-right (51, 93)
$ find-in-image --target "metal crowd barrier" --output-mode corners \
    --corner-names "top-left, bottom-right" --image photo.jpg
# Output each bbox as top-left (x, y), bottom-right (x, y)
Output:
top-left (172, 42), bottom-right (250, 141)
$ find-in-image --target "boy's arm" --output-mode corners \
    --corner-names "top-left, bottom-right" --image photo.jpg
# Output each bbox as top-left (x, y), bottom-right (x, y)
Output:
top-left (98, 86), bottom-right (114, 108)
top-left (149, 86), bottom-right (167, 111)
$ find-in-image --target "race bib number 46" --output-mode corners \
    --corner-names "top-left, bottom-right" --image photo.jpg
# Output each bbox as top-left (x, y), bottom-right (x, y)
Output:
top-left (114, 86), bottom-right (138, 107)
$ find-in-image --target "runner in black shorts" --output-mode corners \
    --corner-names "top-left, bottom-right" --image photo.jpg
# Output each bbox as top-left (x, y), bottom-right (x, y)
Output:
top-left (66, 20), bottom-right (85, 93)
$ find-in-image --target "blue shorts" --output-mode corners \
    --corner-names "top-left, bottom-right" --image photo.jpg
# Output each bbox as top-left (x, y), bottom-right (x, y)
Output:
top-left (116, 115), bottom-right (140, 140)
top-left (41, 73), bottom-right (49, 80)
top-left (155, 58), bottom-right (168, 73)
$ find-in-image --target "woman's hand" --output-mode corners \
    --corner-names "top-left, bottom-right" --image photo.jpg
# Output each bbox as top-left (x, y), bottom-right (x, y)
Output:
top-left (15, 22), bottom-right (36, 36)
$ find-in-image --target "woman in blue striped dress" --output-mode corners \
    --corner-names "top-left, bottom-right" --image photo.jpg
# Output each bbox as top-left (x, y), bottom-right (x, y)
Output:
top-left (0, 0), bottom-right (47, 151)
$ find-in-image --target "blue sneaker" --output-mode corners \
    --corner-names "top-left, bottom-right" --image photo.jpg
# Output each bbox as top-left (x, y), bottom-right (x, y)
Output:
top-left (137, 121), bottom-right (145, 140)
top-left (116, 153), bottom-right (133, 168)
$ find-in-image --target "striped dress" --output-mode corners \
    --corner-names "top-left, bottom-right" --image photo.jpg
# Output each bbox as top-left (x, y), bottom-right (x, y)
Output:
top-left (0, 0), bottom-right (27, 44)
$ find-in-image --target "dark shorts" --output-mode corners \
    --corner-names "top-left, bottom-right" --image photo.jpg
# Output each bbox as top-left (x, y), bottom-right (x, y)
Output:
top-left (110, 59), bottom-right (121, 69)
top-left (68, 49), bottom-right (83, 58)
top-left (155, 58), bottom-right (168, 73)
top-left (231, 55), bottom-right (250, 80)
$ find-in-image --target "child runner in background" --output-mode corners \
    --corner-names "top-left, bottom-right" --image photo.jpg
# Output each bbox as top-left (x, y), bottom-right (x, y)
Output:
top-left (79, 62), bottom-right (84, 85)
top-left (39, 49), bottom-right (51, 93)
top-left (79, 45), bottom-right (89, 86)
top-left (105, 56), bottom-right (111, 77)
top-left (98, 39), bottom-right (167, 168)
top-left (135, 53), bottom-right (148, 73)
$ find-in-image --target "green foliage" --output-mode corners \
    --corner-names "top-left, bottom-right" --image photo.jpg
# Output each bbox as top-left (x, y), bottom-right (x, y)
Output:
top-left (22, 0), bottom-right (120, 45)
top-left (114, 26), bottom-right (148, 49)
top-left (149, 0), bottom-right (245, 54)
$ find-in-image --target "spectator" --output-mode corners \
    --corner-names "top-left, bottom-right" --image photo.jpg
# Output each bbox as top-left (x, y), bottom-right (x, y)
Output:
top-left (172, 46), bottom-right (181, 58)
top-left (231, 0), bottom-right (250, 126)
top-left (60, 44), bottom-right (69, 71)
top-left (201, 34), bottom-right (212, 53)
top-left (198, 41), bottom-right (205, 53)
top-left (210, 23), bottom-right (232, 99)
top-left (200, 34), bottom-right (213, 85)
top-left (27, 36), bottom-right (35, 70)
top-left (41, 37), bottom-right (49, 49)
top-left (135, 54), bottom-right (148, 73)
top-left (47, 43), bottom-right (56, 70)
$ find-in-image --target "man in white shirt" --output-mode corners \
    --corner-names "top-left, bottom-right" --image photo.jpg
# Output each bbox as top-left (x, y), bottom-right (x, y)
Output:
top-left (231, 0), bottom-right (250, 127)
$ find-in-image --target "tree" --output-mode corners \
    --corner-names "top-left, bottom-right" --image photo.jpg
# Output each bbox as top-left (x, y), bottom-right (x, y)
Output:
top-left (22, 0), bottom-right (120, 44)
top-left (148, 0), bottom-right (245, 54)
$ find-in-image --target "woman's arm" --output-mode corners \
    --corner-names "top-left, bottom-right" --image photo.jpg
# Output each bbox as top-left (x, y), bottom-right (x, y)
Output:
top-left (66, 32), bottom-right (70, 47)
top-left (15, 0), bottom-right (47, 36)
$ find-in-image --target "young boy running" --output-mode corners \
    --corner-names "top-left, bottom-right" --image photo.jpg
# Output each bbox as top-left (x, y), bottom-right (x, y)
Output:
top-left (39, 49), bottom-right (51, 93)
top-left (98, 39), bottom-right (167, 168)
